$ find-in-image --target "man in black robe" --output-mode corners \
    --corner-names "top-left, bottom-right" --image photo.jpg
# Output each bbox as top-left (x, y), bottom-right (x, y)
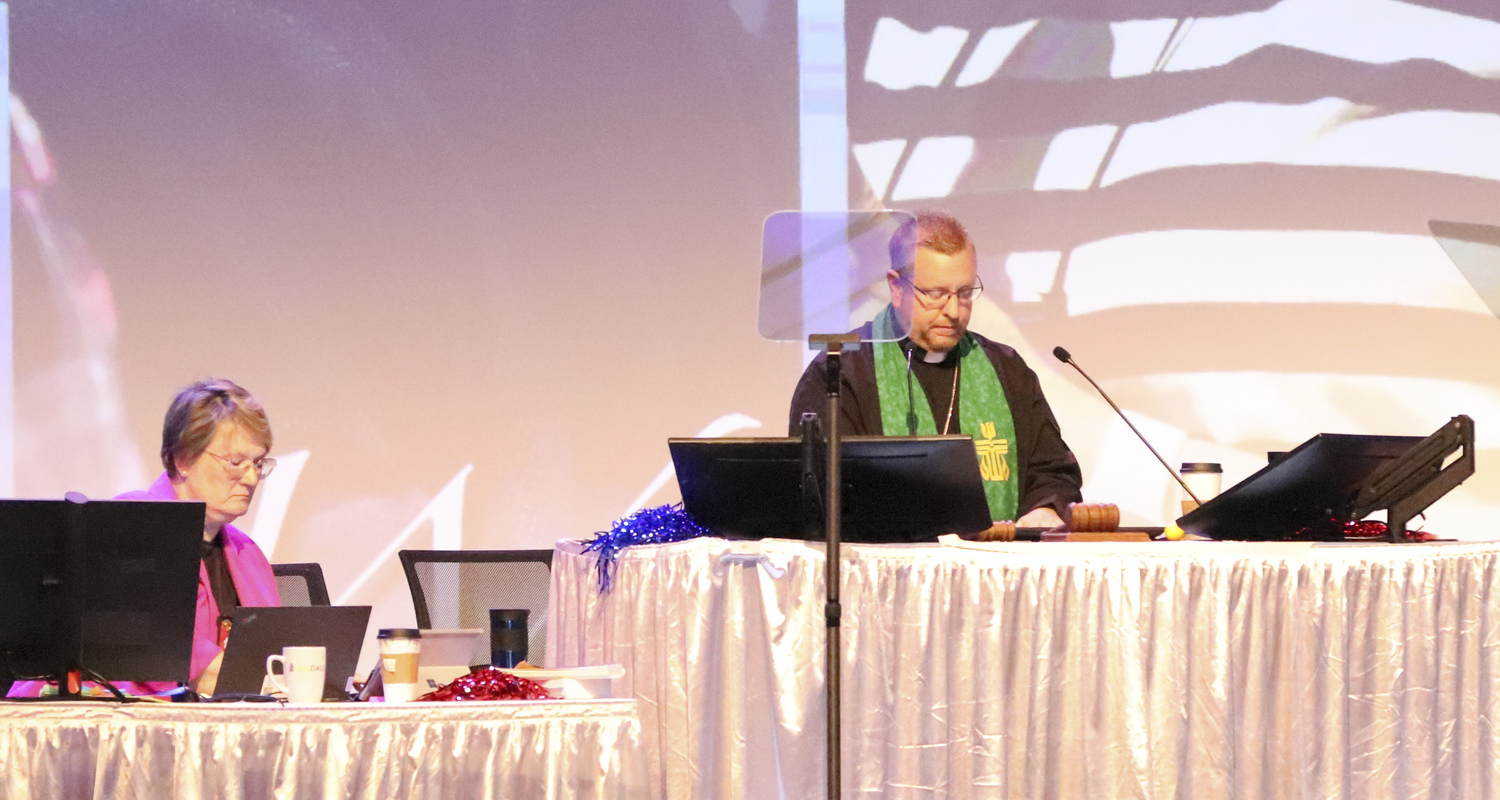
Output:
top-left (788, 211), bottom-right (1082, 527)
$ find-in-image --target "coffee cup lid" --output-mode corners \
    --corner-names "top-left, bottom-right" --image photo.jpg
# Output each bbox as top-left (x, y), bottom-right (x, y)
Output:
top-left (1179, 462), bottom-right (1222, 473)
top-left (378, 628), bottom-right (422, 639)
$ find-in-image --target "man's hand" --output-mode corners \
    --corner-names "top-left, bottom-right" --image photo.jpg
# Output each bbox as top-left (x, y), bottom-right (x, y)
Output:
top-left (1016, 506), bottom-right (1065, 529)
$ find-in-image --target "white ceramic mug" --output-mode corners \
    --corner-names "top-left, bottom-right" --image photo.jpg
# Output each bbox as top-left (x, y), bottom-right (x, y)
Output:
top-left (266, 645), bottom-right (326, 703)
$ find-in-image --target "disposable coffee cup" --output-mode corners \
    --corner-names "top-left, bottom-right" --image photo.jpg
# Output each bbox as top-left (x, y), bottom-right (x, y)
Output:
top-left (1179, 462), bottom-right (1223, 514)
top-left (378, 628), bottom-right (422, 703)
top-left (266, 645), bottom-right (326, 703)
top-left (490, 609), bottom-right (529, 668)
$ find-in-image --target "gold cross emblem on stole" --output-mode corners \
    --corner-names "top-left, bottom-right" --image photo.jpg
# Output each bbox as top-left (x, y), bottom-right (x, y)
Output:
top-left (973, 421), bottom-right (1010, 482)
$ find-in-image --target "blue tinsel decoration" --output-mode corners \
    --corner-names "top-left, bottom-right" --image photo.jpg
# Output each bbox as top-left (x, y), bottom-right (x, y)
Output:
top-left (583, 504), bottom-right (711, 592)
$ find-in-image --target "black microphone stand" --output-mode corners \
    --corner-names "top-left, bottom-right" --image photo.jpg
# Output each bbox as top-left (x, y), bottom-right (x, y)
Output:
top-left (807, 331), bottom-right (858, 800)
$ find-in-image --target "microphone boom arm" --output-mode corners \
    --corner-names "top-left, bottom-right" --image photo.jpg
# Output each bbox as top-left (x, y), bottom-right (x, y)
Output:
top-left (1053, 346), bottom-right (1202, 506)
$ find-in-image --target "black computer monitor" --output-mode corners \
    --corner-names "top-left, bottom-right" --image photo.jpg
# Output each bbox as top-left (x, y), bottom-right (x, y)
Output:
top-left (669, 435), bottom-right (992, 543)
top-left (0, 498), bottom-right (204, 692)
top-left (1178, 433), bottom-right (1423, 540)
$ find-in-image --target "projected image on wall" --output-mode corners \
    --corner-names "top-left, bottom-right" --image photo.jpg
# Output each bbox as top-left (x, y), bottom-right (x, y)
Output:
top-left (7, 0), bottom-right (1500, 665)
top-left (8, 1), bottom-right (801, 660)
top-left (837, 0), bottom-right (1500, 526)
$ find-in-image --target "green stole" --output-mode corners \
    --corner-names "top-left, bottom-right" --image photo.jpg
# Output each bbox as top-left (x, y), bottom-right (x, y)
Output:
top-left (871, 306), bottom-right (1019, 522)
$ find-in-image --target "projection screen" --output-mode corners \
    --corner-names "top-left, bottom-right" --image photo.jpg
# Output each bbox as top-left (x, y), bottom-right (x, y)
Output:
top-left (9, 0), bottom-right (1500, 658)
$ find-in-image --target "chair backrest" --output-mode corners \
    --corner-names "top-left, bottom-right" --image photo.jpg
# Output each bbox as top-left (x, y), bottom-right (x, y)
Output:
top-left (398, 550), bottom-right (553, 668)
top-left (271, 562), bottom-right (331, 607)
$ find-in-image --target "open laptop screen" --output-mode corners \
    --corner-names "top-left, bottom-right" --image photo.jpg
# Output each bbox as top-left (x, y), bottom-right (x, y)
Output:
top-left (216, 605), bottom-right (371, 700)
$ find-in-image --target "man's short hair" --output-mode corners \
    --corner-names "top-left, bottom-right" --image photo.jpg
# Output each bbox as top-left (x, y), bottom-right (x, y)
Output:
top-left (889, 210), bottom-right (973, 274)
top-left (161, 378), bottom-right (273, 479)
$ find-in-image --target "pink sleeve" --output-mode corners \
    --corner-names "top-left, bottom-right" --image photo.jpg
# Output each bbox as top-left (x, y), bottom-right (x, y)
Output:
top-left (189, 563), bottom-right (222, 682)
top-left (186, 528), bottom-right (280, 683)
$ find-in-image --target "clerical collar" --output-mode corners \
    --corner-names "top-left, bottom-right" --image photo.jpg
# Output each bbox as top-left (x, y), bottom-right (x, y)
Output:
top-left (904, 340), bottom-right (956, 365)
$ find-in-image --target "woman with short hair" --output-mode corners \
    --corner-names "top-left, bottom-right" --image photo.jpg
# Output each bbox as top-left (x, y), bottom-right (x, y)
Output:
top-left (8, 378), bottom-right (281, 697)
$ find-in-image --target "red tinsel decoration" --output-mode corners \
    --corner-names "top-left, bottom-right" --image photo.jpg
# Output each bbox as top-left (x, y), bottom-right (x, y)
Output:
top-left (417, 666), bottom-right (555, 702)
top-left (1341, 520), bottom-right (1389, 539)
top-left (1295, 518), bottom-right (1437, 542)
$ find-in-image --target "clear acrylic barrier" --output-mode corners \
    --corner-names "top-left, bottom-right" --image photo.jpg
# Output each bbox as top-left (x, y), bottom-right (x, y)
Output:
top-left (759, 210), bottom-right (915, 343)
top-left (1431, 219), bottom-right (1500, 319)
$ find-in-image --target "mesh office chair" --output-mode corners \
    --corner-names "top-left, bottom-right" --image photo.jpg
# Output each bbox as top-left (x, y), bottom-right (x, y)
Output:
top-left (271, 562), bottom-right (332, 607)
top-left (398, 550), bottom-right (553, 668)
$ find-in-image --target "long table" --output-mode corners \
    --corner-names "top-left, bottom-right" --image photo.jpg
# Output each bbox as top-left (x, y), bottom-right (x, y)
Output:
top-left (548, 537), bottom-right (1500, 800)
top-left (0, 698), bottom-right (648, 800)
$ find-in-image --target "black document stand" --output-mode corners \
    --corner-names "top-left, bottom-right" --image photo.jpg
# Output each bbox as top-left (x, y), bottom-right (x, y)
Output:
top-left (1178, 416), bottom-right (1474, 541)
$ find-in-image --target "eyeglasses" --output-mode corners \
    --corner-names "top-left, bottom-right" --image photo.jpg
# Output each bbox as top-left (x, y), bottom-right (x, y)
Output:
top-left (203, 451), bottom-right (277, 479)
top-left (899, 274), bottom-right (983, 308)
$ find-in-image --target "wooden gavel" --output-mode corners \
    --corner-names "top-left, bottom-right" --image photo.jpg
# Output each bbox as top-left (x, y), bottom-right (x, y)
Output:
top-left (976, 503), bottom-right (1122, 541)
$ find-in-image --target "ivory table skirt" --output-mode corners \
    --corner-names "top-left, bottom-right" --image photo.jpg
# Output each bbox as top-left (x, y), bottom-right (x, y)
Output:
top-left (0, 698), bottom-right (648, 800)
top-left (549, 537), bottom-right (1500, 800)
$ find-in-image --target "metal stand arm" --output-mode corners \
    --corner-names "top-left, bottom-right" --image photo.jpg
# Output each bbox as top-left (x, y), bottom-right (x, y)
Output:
top-left (807, 332), bottom-right (858, 800)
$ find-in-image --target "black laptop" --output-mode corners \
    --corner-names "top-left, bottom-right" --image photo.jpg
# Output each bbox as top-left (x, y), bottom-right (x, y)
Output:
top-left (215, 605), bottom-right (371, 700)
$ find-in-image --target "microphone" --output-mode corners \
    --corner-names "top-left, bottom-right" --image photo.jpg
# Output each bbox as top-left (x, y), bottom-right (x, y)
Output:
top-left (904, 345), bottom-right (918, 435)
top-left (1052, 346), bottom-right (1202, 505)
